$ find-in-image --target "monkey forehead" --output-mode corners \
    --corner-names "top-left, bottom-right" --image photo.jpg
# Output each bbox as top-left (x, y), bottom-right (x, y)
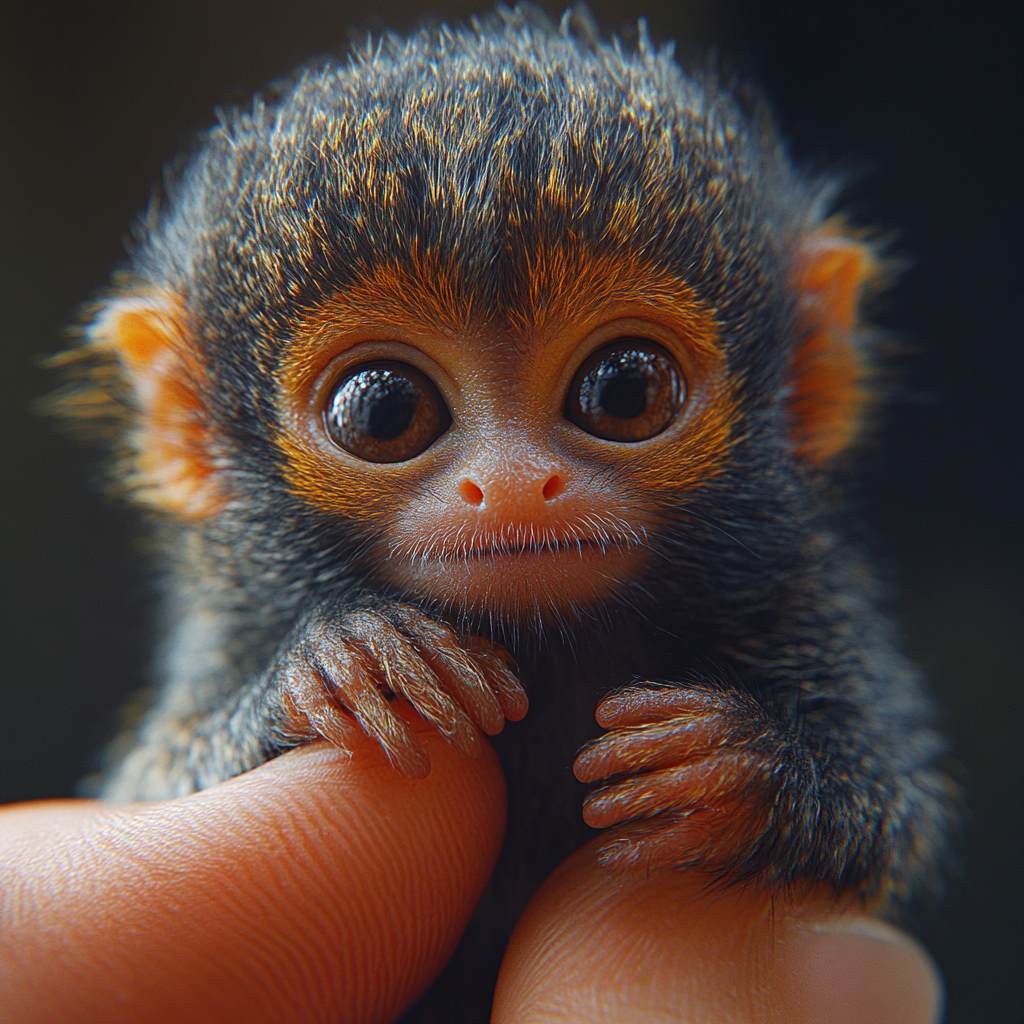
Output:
top-left (142, 13), bottom-right (820, 401)
top-left (277, 247), bottom-right (724, 390)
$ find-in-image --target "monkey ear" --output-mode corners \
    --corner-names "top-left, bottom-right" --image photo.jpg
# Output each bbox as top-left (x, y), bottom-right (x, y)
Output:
top-left (787, 227), bottom-right (880, 465)
top-left (88, 294), bottom-right (221, 516)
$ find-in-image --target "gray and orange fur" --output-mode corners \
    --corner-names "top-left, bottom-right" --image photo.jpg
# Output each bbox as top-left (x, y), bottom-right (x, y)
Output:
top-left (49, 6), bottom-right (959, 1019)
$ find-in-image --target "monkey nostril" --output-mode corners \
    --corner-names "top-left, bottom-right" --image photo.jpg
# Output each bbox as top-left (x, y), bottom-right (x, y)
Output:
top-left (542, 474), bottom-right (564, 501)
top-left (459, 480), bottom-right (485, 506)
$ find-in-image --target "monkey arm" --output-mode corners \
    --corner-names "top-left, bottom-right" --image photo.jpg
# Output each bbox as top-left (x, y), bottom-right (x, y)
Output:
top-left (574, 552), bottom-right (960, 910)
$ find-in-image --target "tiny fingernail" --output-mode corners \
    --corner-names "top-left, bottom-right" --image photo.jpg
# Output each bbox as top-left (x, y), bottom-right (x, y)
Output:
top-left (783, 917), bottom-right (943, 1024)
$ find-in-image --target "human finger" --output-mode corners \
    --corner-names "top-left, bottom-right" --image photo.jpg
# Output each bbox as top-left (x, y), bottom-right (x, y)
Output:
top-left (0, 704), bottom-right (506, 1024)
top-left (492, 839), bottom-right (942, 1023)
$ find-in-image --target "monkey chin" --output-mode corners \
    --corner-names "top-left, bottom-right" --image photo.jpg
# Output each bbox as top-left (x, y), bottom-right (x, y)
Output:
top-left (379, 542), bottom-right (647, 630)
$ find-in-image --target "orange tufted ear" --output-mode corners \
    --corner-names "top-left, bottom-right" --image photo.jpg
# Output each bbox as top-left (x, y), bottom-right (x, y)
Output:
top-left (787, 227), bottom-right (880, 465)
top-left (88, 295), bottom-right (222, 516)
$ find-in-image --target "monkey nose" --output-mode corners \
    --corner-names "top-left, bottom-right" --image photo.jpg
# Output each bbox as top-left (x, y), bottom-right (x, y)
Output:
top-left (456, 468), bottom-right (566, 509)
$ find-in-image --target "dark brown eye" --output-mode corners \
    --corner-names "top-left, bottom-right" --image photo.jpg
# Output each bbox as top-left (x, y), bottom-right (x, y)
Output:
top-left (324, 361), bottom-right (450, 462)
top-left (566, 340), bottom-right (685, 442)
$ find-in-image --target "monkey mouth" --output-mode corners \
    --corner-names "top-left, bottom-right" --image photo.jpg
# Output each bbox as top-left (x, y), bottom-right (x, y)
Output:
top-left (438, 536), bottom-right (634, 562)
top-left (389, 529), bottom-right (643, 565)
top-left (379, 527), bottom-right (648, 619)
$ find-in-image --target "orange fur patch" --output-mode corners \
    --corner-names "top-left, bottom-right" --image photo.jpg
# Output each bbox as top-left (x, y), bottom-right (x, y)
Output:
top-left (788, 227), bottom-right (879, 464)
top-left (277, 246), bottom-right (739, 520)
top-left (90, 296), bottom-right (221, 516)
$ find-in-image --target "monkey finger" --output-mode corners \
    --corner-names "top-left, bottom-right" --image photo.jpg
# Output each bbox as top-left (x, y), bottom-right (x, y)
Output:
top-left (595, 684), bottom-right (731, 728)
top-left (595, 815), bottom-right (706, 872)
top-left (280, 658), bottom-right (364, 750)
top-left (344, 615), bottom-right (480, 760)
top-left (594, 802), bottom-right (758, 873)
top-left (574, 712), bottom-right (734, 782)
top-left (581, 751), bottom-right (759, 828)
top-left (314, 646), bottom-right (431, 778)
top-left (416, 642), bottom-right (506, 737)
top-left (390, 674), bottom-right (480, 762)
top-left (387, 607), bottom-right (506, 735)
top-left (463, 637), bottom-right (529, 722)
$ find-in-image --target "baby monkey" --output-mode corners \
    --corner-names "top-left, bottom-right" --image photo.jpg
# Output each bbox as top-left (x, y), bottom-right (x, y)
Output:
top-left (52, 5), bottom-right (957, 1018)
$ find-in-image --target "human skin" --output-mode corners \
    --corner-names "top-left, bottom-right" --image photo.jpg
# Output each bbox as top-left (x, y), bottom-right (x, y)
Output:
top-left (0, 706), bottom-right (941, 1024)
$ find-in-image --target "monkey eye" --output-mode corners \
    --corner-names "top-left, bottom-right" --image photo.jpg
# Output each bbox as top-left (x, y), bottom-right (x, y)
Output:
top-left (323, 361), bottom-right (451, 462)
top-left (565, 340), bottom-right (686, 442)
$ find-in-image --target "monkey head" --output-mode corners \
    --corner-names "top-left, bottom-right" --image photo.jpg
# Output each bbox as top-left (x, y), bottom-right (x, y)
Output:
top-left (64, 12), bottom-right (880, 644)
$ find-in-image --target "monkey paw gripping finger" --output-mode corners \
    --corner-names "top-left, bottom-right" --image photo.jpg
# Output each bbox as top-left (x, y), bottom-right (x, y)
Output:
top-left (574, 684), bottom-right (785, 874)
top-left (279, 603), bottom-right (528, 777)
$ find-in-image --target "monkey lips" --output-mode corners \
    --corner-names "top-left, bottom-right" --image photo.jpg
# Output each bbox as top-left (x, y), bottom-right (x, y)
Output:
top-left (378, 493), bottom-right (651, 627)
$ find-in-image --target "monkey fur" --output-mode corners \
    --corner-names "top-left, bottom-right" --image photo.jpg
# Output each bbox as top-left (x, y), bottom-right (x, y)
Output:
top-left (50, 7), bottom-right (959, 1020)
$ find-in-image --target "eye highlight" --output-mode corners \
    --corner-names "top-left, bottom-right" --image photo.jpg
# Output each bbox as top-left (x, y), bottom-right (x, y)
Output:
top-left (566, 340), bottom-right (686, 442)
top-left (324, 361), bottom-right (451, 462)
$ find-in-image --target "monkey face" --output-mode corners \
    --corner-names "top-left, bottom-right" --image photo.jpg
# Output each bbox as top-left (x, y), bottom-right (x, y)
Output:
top-left (279, 293), bottom-right (732, 625)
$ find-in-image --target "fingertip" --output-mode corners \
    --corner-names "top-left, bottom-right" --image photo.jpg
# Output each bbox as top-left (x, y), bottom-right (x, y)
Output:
top-left (594, 687), bottom-right (650, 728)
top-left (777, 915), bottom-right (943, 1024)
top-left (593, 697), bottom-right (622, 729)
top-left (444, 717), bottom-right (484, 760)
top-left (572, 745), bottom-right (600, 783)
top-left (469, 695), bottom-right (506, 737)
top-left (498, 685), bottom-right (529, 723)
top-left (478, 714), bottom-right (506, 737)
top-left (391, 748), bottom-right (434, 778)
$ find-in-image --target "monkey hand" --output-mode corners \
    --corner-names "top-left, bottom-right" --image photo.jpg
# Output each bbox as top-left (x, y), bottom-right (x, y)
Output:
top-left (574, 682), bottom-right (801, 878)
top-left (278, 601), bottom-right (529, 778)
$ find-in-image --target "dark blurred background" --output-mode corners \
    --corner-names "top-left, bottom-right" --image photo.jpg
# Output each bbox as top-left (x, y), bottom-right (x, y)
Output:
top-left (1, 1), bottom-right (1020, 1019)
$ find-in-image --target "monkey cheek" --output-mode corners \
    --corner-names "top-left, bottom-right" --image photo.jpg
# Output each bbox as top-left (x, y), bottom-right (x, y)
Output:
top-left (379, 544), bottom-right (648, 622)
